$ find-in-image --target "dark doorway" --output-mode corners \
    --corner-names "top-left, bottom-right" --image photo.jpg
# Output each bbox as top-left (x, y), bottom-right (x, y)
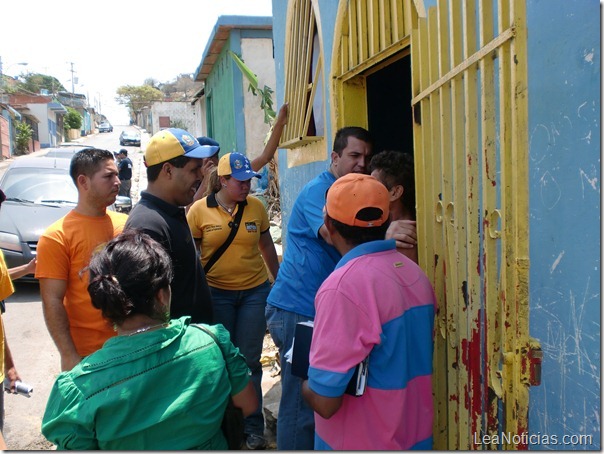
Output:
top-left (366, 54), bottom-right (413, 156)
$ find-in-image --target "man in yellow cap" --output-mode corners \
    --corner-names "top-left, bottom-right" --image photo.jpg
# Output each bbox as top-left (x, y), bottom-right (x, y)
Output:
top-left (125, 128), bottom-right (213, 323)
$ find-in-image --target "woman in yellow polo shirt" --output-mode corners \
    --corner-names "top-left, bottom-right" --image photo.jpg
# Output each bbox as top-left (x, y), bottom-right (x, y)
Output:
top-left (187, 152), bottom-right (280, 450)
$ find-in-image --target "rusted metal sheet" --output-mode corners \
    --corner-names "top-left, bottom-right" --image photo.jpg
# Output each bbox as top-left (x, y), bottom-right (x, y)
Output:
top-left (412, 0), bottom-right (535, 449)
top-left (324, 0), bottom-right (537, 448)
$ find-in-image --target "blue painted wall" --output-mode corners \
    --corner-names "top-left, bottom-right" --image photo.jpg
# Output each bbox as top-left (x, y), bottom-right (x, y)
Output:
top-left (526, 0), bottom-right (600, 449)
top-left (271, 0), bottom-right (339, 244)
top-left (46, 117), bottom-right (57, 148)
top-left (272, 0), bottom-right (600, 447)
top-left (82, 110), bottom-right (92, 136)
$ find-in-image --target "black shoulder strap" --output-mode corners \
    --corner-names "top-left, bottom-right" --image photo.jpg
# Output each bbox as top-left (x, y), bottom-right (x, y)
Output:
top-left (204, 202), bottom-right (245, 274)
top-left (191, 323), bottom-right (225, 360)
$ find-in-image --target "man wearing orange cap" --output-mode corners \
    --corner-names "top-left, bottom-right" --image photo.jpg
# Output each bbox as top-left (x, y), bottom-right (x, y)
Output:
top-left (301, 173), bottom-right (436, 450)
top-left (266, 126), bottom-right (373, 450)
top-left (125, 128), bottom-right (213, 323)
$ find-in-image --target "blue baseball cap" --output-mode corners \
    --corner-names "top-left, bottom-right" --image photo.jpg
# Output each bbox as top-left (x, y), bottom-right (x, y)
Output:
top-left (196, 136), bottom-right (220, 158)
top-left (145, 128), bottom-right (207, 166)
top-left (217, 152), bottom-right (261, 181)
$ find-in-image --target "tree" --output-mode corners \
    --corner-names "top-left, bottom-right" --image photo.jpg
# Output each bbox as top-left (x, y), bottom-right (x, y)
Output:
top-left (64, 107), bottom-right (83, 130)
top-left (170, 119), bottom-right (187, 129)
top-left (173, 74), bottom-right (195, 98)
top-left (115, 85), bottom-right (164, 121)
top-left (159, 80), bottom-right (178, 96)
top-left (14, 121), bottom-right (32, 155)
top-left (143, 78), bottom-right (160, 90)
top-left (20, 73), bottom-right (66, 95)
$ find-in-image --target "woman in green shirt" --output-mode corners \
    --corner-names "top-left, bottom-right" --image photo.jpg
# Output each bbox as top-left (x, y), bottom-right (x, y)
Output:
top-left (41, 230), bottom-right (257, 450)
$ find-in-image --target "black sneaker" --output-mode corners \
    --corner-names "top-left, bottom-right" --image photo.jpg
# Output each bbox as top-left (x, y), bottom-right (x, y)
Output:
top-left (245, 434), bottom-right (266, 450)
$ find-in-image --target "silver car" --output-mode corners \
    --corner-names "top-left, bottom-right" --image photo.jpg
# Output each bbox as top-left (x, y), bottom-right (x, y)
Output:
top-left (98, 122), bottom-right (113, 133)
top-left (0, 154), bottom-right (132, 281)
top-left (119, 130), bottom-right (141, 147)
top-left (41, 145), bottom-right (92, 159)
top-left (0, 157), bottom-right (78, 281)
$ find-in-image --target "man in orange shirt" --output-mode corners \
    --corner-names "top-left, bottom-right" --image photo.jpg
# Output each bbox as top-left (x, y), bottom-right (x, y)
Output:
top-left (36, 149), bottom-right (127, 372)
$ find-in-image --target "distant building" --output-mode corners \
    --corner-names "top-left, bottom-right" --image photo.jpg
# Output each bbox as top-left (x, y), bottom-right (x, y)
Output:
top-left (193, 15), bottom-right (275, 164)
top-left (9, 93), bottom-right (66, 148)
top-left (140, 100), bottom-right (202, 137)
top-left (57, 92), bottom-right (95, 136)
top-left (0, 101), bottom-right (38, 157)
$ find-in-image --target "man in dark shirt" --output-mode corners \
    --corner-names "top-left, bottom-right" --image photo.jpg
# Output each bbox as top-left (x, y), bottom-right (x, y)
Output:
top-left (125, 128), bottom-right (213, 323)
top-left (116, 149), bottom-right (133, 197)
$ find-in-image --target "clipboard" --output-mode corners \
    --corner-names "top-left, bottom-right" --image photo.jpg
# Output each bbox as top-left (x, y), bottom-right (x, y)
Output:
top-left (291, 321), bottom-right (368, 397)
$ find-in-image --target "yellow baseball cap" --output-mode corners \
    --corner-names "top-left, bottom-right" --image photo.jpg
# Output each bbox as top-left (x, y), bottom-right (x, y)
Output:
top-left (144, 128), bottom-right (206, 167)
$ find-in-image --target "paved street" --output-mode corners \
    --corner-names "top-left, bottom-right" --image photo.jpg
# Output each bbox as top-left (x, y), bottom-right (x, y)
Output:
top-left (3, 283), bottom-right (57, 450)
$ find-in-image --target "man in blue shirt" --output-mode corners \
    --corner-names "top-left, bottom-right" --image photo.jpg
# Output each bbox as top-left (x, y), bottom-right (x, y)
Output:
top-left (265, 127), bottom-right (373, 450)
top-left (116, 149), bottom-right (133, 198)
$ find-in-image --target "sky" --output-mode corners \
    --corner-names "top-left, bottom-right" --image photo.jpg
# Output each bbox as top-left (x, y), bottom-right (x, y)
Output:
top-left (1, 0), bottom-right (274, 125)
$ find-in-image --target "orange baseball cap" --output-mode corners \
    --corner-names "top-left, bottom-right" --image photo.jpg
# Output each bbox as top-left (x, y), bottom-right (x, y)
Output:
top-left (326, 173), bottom-right (390, 227)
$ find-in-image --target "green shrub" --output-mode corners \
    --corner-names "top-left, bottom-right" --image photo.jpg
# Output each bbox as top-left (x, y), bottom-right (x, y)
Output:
top-left (15, 121), bottom-right (32, 155)
top-left (170, 119), bottom-right (187, 129)
top-left (64, 107), bottom-right (83, 130)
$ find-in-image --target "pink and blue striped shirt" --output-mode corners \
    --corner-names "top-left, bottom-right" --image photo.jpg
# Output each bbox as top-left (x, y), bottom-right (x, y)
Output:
top-left (308, 239), bottom-right (436, 450)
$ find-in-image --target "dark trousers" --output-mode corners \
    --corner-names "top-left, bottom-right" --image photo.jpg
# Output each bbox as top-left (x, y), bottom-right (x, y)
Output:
top-left (119, 179), bottom-right (131, 198)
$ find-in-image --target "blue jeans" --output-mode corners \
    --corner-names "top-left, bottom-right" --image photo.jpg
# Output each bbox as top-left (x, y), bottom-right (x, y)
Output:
top-left (265, 304), bottom-right (315, 450)
top-left (211, 281), bottom-right (270, 437)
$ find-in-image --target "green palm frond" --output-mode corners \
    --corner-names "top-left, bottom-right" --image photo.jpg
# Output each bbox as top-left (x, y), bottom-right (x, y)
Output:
top-left (228, 50), bottom-right (258, 90)
top-left (228, 51), bottom-right (276, 125)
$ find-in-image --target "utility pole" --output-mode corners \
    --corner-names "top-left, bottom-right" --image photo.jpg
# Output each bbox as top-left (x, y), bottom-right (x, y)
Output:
top-left (68, 61), bottom-right (75, 94)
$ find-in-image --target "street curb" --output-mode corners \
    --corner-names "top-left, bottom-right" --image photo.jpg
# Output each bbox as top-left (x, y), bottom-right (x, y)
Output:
top-left (0, 149), bottom-right (46, 172)
top-left (0, 133), bottom-right (99, 172)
